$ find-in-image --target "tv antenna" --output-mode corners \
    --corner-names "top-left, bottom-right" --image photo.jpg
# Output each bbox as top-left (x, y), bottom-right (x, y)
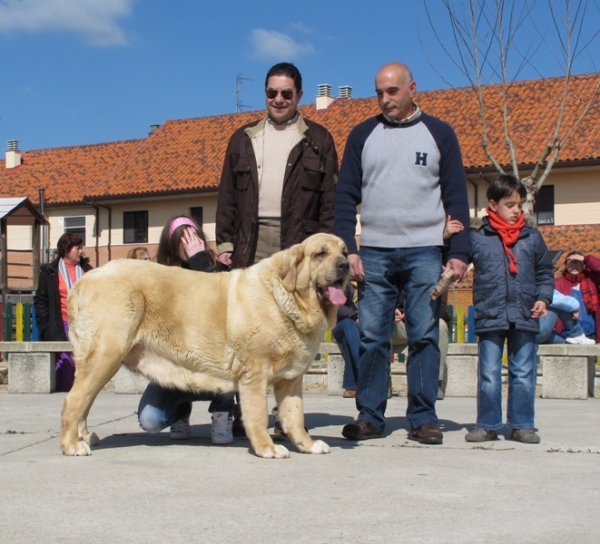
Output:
top-left (235, 74), bottom-right (252, 113)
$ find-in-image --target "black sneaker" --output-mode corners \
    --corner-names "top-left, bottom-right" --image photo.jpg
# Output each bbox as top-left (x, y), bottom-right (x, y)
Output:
top-left (342, 419), bottom-right (383, 440)
top-left (409, 423), bottom-right (443, 444)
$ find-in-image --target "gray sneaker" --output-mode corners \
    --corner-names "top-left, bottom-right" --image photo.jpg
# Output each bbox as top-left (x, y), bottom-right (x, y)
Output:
top-left (510, 428), bottom-right (540, 444)
top-left (211, 412), bottom-right (234, 445)
top-left (465, 428), bottom-right (498, 442)
top-left (170, 416), bottom-right (191, 440)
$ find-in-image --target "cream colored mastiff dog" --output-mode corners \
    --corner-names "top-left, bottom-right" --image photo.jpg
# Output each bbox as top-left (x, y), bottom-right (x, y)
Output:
top-left (61, 233), bottom-right (349, 459)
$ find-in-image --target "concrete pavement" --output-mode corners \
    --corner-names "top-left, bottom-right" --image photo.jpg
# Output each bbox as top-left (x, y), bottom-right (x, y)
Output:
top-left (1, 392), bottom-right (599, 544)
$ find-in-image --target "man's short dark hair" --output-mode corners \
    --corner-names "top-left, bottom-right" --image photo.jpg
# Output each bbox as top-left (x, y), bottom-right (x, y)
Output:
top-left (265, 62), bottom-right (302, 92)
top-left (487, 174), bottom-right (527, 202)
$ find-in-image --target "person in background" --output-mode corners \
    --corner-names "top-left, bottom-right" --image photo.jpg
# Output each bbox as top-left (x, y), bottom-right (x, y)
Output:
top-left (583, 254), bottom-right (600, 290)
top-left (137, 215), bottom-right (235, 445)
top-left (390, 215), bottom-right (464, 400)
top-left (554, 252), bottom-right (599, 343)
top-left (583, 253), bottom-right (600, 342)
top-left (127, 247), bottom-right (151, 260)
top-left (216, 61), bottom-right (338, 436)
top-left (536, 289), bottom-right (595, 345)
top-left (332, 282), bottom-right (360, 398)
top-left (390, 292), bottom-right (451, 400)
top-left (466, 175), bottom-right (554, 444)
top-left (34, 233), bottom-right (92, 392)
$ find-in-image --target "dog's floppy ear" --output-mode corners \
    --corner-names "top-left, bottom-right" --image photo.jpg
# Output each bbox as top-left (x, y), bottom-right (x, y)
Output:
top-left (275, 244), bottom-right (304, 292)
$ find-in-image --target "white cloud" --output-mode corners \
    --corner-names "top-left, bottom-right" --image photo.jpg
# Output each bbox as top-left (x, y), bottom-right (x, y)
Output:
top-left (0, 0), bottom-right (134, 46)
top-left (249, 29), bottom-right (314, 61)
top-left (290, 22), bottom-right (313, 35)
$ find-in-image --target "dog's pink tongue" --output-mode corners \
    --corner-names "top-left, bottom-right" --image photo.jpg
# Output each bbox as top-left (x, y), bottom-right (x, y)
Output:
top-left (326, 286), bottom-right (347, 305)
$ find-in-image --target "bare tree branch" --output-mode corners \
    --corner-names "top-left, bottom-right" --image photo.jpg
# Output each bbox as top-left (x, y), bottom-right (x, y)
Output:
top-left (422, 0), bottom-right (600, 214)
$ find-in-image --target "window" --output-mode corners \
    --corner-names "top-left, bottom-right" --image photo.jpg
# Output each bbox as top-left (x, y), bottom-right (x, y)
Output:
top-left (64, 216), bottom-right (86, 241)
top-left (190, 206), bottom-right (203, 228)
top-left (123, 211), bottom-right (148, 244)
top-left (534, 185), bottom-right (554, 225)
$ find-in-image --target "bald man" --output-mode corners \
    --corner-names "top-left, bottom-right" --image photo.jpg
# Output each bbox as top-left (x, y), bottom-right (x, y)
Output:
top-left (335, 62), bottom-right (470, 444)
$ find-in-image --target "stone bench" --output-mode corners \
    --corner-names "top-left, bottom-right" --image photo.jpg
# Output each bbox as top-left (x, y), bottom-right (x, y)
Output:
top-left (3, 341), bottom-right (599, 399)
top-left (323, 342), bottom-right (600, 400)
top-left (1, 342), bottom-right (148, 394)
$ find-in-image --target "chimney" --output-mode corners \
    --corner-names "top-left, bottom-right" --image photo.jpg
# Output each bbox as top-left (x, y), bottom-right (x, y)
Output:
top-left (5, 140), bottom-right (21, 169)
top-left (316, 83), bottom-right (334, 110)
top-left (339, 85), bottom-right (353, 99)
top-left (148, 124), bottom-right (160, 136)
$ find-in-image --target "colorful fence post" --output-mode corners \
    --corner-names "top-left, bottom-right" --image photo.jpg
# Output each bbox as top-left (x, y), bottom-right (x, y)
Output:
top-left (455, 306), bottom-right (465, 343)
top-left (2, 302), bottom-right (13, 341)
top-left (447, 305), bottom-right (454, 343)
top-left (15, 302), bottom-right (24, 341)
top-left (23, 303), bottom-right (32, 341)
top-left (32, 305), bottom-right (39, 341)
top-left (467, 306), bottom-right (476, 343)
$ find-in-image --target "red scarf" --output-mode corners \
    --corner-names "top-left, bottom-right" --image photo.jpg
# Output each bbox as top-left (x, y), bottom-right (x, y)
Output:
top-left (486, 208), bottom-right (525, 274)
top-left (562, 271), bottom-right (599, 313)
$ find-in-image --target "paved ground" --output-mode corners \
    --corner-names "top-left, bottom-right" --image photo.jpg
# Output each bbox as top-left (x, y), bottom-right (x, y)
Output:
top-left (1, 391), bottom-right (599, 544)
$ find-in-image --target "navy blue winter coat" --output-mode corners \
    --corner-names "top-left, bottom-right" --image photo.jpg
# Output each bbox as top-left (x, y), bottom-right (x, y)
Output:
top-left (470, 217), bottom-right (554, 334)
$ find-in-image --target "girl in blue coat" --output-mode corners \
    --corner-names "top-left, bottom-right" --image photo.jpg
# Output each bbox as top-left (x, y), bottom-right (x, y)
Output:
top-left (467, 175), bottom-right (554, 444)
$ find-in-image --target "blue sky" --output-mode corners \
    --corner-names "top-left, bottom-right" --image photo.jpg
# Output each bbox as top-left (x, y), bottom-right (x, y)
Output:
top-left (0, 0), bottom-right (598, 151)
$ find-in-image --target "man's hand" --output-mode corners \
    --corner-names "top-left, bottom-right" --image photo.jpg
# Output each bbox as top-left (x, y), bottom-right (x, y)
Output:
top-left (217, 252), bottom-right (232, 266)
top-left (531, 301), bottom-right (548, 319)
top-left (444, 258), bottom-right (469, 280)
top-left (349, 254), bottom-right (364, 281)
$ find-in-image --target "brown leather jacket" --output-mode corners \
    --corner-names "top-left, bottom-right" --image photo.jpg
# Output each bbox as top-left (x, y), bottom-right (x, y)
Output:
top-left (216, 115), bottom-right (338, 268)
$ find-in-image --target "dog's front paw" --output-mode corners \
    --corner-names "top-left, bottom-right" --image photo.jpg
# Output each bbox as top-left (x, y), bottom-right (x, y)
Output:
top-left (62, 440), bottom-right (92, 456)
top-left (255, 444), bottom-right (290, 459)
top-left (307, 439), bottom-right (330, 454)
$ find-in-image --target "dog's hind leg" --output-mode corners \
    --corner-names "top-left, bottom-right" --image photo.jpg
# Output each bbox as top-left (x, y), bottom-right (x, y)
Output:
top-left (274, 377), bottom-right (330, 455)
top-left (60, 345), bottom-right (124, 456)
top-left (238, 366), bottom-right (290, 459)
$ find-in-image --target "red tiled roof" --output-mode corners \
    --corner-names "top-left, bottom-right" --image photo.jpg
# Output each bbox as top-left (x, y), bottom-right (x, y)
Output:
top-left (306, 73), bottom-right (600, 168)
top-left (90, 72), bottom-right (600, 199)
top-left (85, 112), bottom-right (265, 199)
top-left (0, 140), bottom-right (142, 205)
top-left (1, 74), bottom-right (599, 204)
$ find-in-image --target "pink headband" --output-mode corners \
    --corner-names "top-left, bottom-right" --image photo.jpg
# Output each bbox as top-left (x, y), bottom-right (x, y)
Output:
top-left (168, 217), bottom-right (199, 240)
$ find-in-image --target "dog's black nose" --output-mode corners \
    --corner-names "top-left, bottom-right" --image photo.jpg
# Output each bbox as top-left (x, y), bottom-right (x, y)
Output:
top-left (338, 260), bottom-right (350, 275)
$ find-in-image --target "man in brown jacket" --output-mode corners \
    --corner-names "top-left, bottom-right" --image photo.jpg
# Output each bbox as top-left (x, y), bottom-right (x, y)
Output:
top-left (216, 62), bottom-right (338, 269)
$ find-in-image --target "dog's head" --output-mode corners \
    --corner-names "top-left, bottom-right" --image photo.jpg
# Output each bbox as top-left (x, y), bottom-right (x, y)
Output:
top-left (274, 233), bottom-right (349, 307)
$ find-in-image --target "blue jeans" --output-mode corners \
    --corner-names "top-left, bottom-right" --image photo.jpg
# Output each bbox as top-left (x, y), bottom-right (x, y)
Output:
top-left (477, 329), bottom-right (537, 430)
top-left (333, 318), bottom-right (360, 390)
top-left (356, 246), bottom-right (442, 431)
top-left (536, 308), bottom-right (585, 344)
top-left (138, 382), bottom-right (235, 432)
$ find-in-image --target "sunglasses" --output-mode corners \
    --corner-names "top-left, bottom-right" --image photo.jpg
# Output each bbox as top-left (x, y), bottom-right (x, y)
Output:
top-left (266, 88), bottom-right (294, 100)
